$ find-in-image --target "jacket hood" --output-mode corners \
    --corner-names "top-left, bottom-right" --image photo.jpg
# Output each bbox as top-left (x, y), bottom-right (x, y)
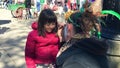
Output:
top-left (73, 38), bottom-right (108, 55)
top-left (31, 22), bottom-right (38, 30)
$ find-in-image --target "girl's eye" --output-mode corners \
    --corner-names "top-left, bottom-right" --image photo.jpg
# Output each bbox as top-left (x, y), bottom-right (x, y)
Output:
top-left (46, 23), bottom-right (50, 25)
top-left (46, 23), bottom-right (55, 26)
top-left (51, 23), bottom-right (55, 25)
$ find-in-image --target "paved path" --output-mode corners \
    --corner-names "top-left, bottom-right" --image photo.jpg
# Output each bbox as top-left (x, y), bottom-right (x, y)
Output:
top-left (0, 8), bottom-right (36, 68)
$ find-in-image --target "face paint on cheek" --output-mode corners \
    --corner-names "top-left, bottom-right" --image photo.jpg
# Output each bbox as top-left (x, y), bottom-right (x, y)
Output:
top-left (62, 25), bottom-right (68, 41)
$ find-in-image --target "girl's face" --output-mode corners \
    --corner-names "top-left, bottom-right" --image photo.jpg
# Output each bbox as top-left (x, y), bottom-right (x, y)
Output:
top-left (44, 22), bottom-right (56, 33)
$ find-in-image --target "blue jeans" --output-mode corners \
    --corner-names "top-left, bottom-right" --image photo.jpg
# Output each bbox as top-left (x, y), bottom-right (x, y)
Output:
top-left (36, 2), bottom-right (40, 12)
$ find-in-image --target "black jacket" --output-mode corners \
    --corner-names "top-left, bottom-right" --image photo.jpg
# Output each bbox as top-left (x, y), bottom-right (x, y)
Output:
top-left (56, 38), bottom-right (109, 68)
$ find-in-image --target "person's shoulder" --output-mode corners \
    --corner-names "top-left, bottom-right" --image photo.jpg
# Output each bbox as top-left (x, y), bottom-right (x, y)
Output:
top-left (28, 30), bottom-right (38, 37)
top-left (73, 38), bottom-right (108, 55)
top-left (62, 54), bottom-right (100, 68)
top-left (75, 38), bottom-right (107, 47)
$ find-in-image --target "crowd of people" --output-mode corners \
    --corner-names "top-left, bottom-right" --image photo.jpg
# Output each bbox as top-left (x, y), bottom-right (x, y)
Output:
top-left (0, 0), bottom-right (96, 20)
top-left (5, 0), bottom-right (118, 68)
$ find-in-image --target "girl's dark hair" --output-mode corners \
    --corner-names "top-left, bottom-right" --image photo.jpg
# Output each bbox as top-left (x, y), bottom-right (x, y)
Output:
top-left (38, 9), bottom-right (58, 37)
top-left (68, 11), bottom-right (98, 33)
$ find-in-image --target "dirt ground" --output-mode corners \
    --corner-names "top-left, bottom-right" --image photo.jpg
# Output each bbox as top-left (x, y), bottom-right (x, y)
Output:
top-left (0, 8), bottom-right (36, 68)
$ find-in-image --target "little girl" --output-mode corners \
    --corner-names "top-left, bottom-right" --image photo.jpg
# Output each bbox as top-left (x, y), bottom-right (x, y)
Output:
top-left (25, 9), bottom-right (60, 68)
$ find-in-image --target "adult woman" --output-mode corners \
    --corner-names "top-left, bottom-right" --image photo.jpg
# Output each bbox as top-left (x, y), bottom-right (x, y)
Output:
top-left (56, 10), bottom-right (109, 68)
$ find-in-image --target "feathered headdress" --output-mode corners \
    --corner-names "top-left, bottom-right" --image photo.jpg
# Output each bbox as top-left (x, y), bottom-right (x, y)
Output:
top-left (64, 10), bottom-right (74, 20)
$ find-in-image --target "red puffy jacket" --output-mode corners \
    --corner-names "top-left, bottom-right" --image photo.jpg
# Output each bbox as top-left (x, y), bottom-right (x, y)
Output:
top-left (25, 22), bottom-right (60, 68)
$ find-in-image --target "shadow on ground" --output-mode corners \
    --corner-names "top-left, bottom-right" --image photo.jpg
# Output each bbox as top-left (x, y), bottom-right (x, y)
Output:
top-left (0, 20), bottom-right (11, 25)
top-left (0, 20), bottom-right (11, 34)
top-left (0, 27), bottom-right (10, 34)
top-left (0, 35), bottom-right (27, 68)
top-left (0, 19), bottom-right (35, 68)
top-left (0, 20), bottom-right (32, 68)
